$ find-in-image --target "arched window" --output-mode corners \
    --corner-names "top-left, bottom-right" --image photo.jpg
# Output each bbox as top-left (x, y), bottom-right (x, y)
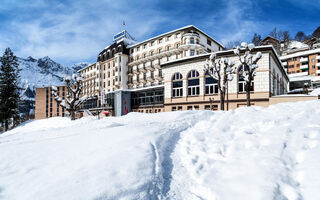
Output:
top-left (158, 48), bottom-right (162, 54)
top-left (187, 70), bottom-right (200, 96)
top-left (190, 37), bottom-right (194, 44)
top-left (205, 68), bottom-right (218, 94)
top-left (166, 46), bottom-right (171, 51)
top-left (238, 65), bottom-right (253, 93)
top-left (196, 39), bottom-right (200, 44)
top-left (172, 73), bottom-right (183, 97)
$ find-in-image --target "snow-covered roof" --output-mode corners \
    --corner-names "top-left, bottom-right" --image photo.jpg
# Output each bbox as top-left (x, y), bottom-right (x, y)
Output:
top-left (280, 48), bottom-right (320, 60)
top-left (127, 25), bottom-right (224, 49)
top-left (77, 62), bottom-right (97, 73)
top-left (287, 41), bottom-right (309, 49)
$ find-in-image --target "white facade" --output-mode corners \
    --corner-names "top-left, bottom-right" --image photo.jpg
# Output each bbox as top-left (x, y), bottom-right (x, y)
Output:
top-left (127, 25), bottom-right (223, 89)
top-left (162, 47), bottom-right (289, 99)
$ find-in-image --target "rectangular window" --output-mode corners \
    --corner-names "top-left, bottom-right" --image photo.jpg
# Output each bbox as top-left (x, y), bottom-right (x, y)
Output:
top-left (187, 106), bottom-right (192, 110)
top-left (178, 106), bottom-right (182, 111)
top-left (172, 107), bottom-right (176, 111)
top-left (190, 50), bottom-right (195, 56)
top-left (207, 39), bottom-right (211, 46)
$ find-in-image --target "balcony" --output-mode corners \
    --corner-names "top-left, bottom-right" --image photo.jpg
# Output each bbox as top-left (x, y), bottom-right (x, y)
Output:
top-left (288, 72), bottom-right (308, 78)
top-left (133, 76), bottom-right (139, 84)
top-left (147, 75), bottom-right (154, 82)
top-left (154, 64), bottom-right (161, 69)
top-left (128, 48), bottom-right (182, 66)
top-left (282, 62), bottom-right (287, 66)
top-left (114, 81), bottom-right (120, 86)
top-left (127, 70), bottom-right (133, 76)
top-left (132, 66), bottom-right (139, 74)
top-left (145, 63), bottom-right (155, 71)
top-left (127, 81), bottom-right (133, 87)
top-left (300, 57), bottom-right (308, 63)
top-left (316, 63), bottom-right (320, 67)
top-left (300, 64), bottom-right (308, 70)
top-left (138, 65), bottom-right (146, 73)
top-left (155, 74), bottom-right (163, 81)
top-left (316, 55), bottom-right (320, 60)
top-left (316, 70), bottom-right (320, 74)
top-left (178, 43), bottom-right (205, 51)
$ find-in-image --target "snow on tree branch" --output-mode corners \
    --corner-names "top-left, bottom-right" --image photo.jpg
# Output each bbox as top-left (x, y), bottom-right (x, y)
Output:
top-left (234, 42), bottom-right (262, 106)
top-left (204, 52), bottom-right (235, 110)
top-left (51, 74), bottom-right (88, 120)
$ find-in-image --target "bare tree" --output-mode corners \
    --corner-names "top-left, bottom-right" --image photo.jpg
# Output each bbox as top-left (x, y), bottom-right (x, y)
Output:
top-left (225, 40), bottom-right (241, 50)
top-left (234, 43), bottom-right (262, 106)
top-left (51, 74), bottom-right (87, 120)
top-left (283, 31), bottom-right (291, 48)
top-left (204, 53), bottom-right (235, 110)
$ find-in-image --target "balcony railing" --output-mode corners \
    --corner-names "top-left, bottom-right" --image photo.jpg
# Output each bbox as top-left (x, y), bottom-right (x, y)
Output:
top-left (288, 72), bottom-right (308, 77)
top-left (300, 64), bottom-right (308, 70)
top-left (300, 57), bottom-right (308, 63)
top-left (316, 55), bottom-right (320, 60)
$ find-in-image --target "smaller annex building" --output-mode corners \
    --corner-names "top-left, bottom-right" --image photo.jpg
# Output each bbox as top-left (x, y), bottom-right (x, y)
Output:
top-left (161, 45), bottom-right (288, 111)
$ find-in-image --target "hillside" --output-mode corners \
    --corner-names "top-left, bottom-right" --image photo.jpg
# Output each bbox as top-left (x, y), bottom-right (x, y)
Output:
top-left (0, 100), bottom-right (319, 199)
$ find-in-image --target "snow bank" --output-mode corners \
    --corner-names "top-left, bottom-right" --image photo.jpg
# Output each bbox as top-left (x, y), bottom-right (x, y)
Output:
top-left (0, 100), bottom-right (320, 200)
top-left (310, 88), bottom-right (320, 95)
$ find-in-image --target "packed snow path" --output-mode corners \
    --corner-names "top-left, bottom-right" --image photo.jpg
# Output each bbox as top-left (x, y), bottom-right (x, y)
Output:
top-left (0, 100), bottom-right (320, 200)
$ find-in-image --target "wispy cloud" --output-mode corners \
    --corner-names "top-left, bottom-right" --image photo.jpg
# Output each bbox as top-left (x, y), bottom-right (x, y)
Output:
top-left (0, 0), bottom-right (318, 65)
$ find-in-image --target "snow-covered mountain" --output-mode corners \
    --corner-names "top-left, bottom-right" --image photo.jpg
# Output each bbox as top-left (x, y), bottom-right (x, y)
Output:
top-left (17, 56), bottom-right (89, 116)
top-left (18, 56), bottom-right (89, 100)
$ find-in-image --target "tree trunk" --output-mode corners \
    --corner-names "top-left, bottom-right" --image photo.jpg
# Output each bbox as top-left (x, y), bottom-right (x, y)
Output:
top-left (5, 120), bottom-right (8, 131)
top-left (70, 111), bottom-right (76, 120)
top-left (220, 93), bottom-right (225, 110)
top-left (246, 80), bottom-right (251, 107)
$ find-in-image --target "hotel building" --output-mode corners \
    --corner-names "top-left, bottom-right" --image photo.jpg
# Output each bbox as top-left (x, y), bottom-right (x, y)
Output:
top-left (35, 25), bottom-right (319, 119)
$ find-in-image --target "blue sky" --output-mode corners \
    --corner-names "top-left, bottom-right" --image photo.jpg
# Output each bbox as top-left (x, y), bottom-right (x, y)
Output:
top-left (0, 0), bottom-right (319, 66)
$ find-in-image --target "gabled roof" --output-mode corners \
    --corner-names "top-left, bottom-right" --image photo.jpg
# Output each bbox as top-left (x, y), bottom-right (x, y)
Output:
top-left (127, 25), bottom-right (224, 49)
top-left (261, 36), bottom-right (280, 43)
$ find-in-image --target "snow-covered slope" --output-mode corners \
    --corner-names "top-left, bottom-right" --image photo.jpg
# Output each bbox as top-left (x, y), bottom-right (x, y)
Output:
top-left (0, 100), bottom-right (320, 199)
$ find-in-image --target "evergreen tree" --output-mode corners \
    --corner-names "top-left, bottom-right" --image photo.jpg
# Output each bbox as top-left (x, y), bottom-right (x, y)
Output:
top-left (312, 26), bottom-right (320, 38)
top-left (0, 48), bottom-right (21, 131)
top-left (295, 31), bottom-right (306, 41)
top-left (252, 33), bottom-right (262, 46)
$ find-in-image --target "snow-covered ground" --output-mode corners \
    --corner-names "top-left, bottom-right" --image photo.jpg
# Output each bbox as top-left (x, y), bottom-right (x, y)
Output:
top-left (0, 100), bottom-right (320, 200)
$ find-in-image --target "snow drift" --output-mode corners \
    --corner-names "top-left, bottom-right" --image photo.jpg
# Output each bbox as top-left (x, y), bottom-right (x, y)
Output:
top-left (0, 100), bottom-right (320, 200)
